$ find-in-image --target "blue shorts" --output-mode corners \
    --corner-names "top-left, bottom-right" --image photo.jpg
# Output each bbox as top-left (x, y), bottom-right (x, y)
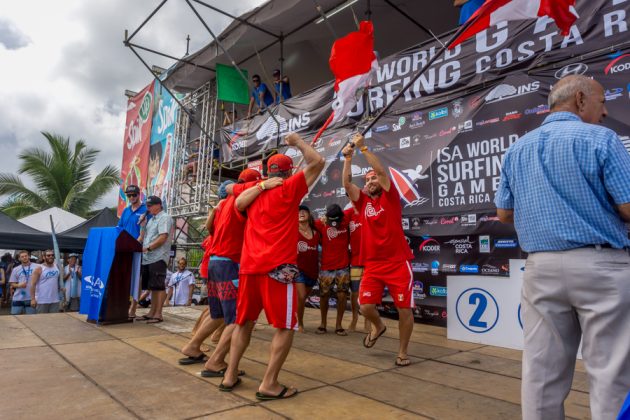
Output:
top-left (296, 272), bottom-right (317, 288)
top-left (11, 300), bottom-right (36, 315)
top-left (207, 256), bottom-right (239, 325)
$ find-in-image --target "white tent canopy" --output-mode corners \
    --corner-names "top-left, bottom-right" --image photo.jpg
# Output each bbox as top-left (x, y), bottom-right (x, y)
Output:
top-left (19, 207), bottom-right (86, 234)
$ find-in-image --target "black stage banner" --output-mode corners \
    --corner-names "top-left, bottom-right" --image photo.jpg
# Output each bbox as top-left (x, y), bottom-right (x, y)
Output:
top-left (222, 0), bottom-right (629, 160)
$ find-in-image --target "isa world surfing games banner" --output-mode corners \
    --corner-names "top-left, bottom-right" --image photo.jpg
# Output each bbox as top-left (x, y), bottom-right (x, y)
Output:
top-left (147, 85), bottom-right (181, 207)
top-left (118, 82), bottom-right (155, 216)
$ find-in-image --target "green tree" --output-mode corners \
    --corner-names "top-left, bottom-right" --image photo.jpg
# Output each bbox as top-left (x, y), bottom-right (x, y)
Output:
top-left (0, 132), bottom-right (119, 218)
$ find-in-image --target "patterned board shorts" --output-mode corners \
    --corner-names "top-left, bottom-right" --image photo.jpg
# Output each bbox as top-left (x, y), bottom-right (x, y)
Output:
top-left (318, 268), bottom-right (350, 295)
top-left (207, 257), bottom-right (239, 325)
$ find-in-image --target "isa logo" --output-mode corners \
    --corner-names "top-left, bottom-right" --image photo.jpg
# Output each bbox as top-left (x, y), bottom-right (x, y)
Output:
top-left (431, 260), bottom-right (440, 275)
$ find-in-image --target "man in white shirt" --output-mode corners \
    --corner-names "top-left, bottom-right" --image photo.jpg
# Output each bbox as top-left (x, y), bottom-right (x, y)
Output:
top-left (166, 257), bottom-right (195, 306)
top-left (30, 250), bottom-right (63, 314)
top-left (63, 253), bottom-right (82, 311)
top-left (9, 250), bottom-right (37, 315)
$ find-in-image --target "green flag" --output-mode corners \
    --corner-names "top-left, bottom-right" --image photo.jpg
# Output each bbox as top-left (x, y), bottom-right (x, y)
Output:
top-left (216, 64), bottom-right (249, 105)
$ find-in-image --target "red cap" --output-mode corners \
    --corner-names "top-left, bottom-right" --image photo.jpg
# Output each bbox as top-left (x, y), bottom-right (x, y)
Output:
top-left (238, 168), bottom-right (262, 183)
top-left (267, 154), bottom-right (293, 174)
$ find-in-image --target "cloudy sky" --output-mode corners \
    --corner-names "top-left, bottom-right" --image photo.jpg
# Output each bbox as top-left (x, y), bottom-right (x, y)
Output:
top-left (0, 0), bottom-right (263, 208)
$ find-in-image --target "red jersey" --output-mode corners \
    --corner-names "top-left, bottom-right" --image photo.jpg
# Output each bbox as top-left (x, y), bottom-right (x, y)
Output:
top-left (315, 215), bottom-right (350, 271)
top-left (297, 228), bottom-right (320, 280)
top-left (240, 172), bottom-right (308, 274)
top-left (347, 208), bottom-right (363, 266)
top-left (352, 181), bottom-right (414, 264)
top-left (209, 195), bottom-right (246, 262)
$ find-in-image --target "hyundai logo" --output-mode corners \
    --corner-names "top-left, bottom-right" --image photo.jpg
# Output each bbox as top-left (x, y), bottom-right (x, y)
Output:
top-left (554, 63), bottom-right (588, 79)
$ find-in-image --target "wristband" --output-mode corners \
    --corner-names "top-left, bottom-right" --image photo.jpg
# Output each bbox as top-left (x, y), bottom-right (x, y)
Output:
top-left (360, 146), bottom-right (368, 153)
top-left (344, 155), bottom-right (352, 161)
top-left (257, 182), bottom-right (265, 192)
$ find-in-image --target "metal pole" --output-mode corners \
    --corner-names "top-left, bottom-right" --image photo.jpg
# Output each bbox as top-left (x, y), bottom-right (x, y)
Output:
top-left (361, 18), bottom-right (475, 135)
top-left (125, 44), bottom-right (219, 150)
top-left (126, 0), bottom-right (169, 43)
top-left (191, 0), bottom-right (280, 39)
top-left (127, 41), bottom-right (215, 72)
top-left (184, 0), bottom-right (282, 130)
top-left (311, 0), bottom-right (338, 39)
top-left (383, 0), bottom-right (444, 47)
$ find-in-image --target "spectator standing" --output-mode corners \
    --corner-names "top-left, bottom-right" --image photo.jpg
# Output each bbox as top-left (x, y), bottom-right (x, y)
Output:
top-left (247, 74), bottom-right (274, 117)
top-left (8, 251), bottom-right (37, 315)
top-left (272, 69), bottom-right (292, 104)
top-left (63, 253), bottom-right (82, 311)
top-left (30, 250), bottom-right (62, 314)
top-left (314, 204), bottom-right (351, 336)
top-left (139, 195), bottom-right (173, 324)
top-left (296, 204), bottom-right (320, 333)
top-left (167, 258), bottom-right (195, 306)
top-left (495, 75), bottom-right (630, 420)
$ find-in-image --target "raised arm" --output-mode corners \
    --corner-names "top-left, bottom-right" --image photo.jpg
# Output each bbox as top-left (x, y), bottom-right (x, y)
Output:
top-left (205, 201), bottom-right (222, 234)
top-left (235, 177), bottom-right (284, 212)
top-left (341, 142), bottom-right (362, 202)
top-left (285, 133), bottom-right (325, 187)
top-left (351, 133), bottom-right (390, 191)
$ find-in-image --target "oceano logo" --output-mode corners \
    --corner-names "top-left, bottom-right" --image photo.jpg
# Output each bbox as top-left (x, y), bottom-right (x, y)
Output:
top-left (139, 92), bottom-right (153, 123)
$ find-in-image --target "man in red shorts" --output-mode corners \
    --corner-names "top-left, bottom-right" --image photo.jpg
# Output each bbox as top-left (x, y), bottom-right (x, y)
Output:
top-left (179, 168), bottom-right (263, 367)
top-left (221, 132), bottom-right (324, 399)
top-left (341, 133), bottom-right (415, 367)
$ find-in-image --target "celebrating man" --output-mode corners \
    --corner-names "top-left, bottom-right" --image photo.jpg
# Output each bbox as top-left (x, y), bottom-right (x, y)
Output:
top-left (342, 133), bottom-right (415, 367)
top-left (495, 74), bottom-right (630, 420)
top-left (221, 132), bottom-right (324, 399)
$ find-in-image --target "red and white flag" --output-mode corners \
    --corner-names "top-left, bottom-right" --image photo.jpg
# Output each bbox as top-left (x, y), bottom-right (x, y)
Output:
top-left (328, 21), bottom-right (378, 124)
top-left (450, 0), bottom-right (578, 49)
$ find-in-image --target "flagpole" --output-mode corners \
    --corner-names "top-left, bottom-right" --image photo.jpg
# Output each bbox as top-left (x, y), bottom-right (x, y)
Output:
top-left (49, 215), bottom-right (66, 310)
top-left (360, 15), bottom-right (481, 136)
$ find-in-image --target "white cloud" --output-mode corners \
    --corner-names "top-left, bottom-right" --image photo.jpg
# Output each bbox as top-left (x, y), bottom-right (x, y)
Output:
top-left (0, 0), bottom-right (263, 209)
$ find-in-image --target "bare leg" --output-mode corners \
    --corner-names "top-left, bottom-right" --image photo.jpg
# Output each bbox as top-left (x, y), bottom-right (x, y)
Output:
top-left (335, 291), bottom-right (347, 331)
top-left (396, 308), bottom-right (414, 363)
top-left (223, 321), bottom-right (255, 387)
top-left (258, 328), bottom-right (297, 397)
top-left (319, 293), bottom-right (329, 331)
top-left (129, 299), bottom-right (138, 317)
top-left (360, 304), bottom-right (385, 337)
top-left (296, 283), bottom-right (308, 332)
top-left (210, 322), bottom-right (225, 343)
top-left (349, 291), bottom-right (359, 331)
top-left (181, 316), bottom-right (223, 357)
top-left (151, 290), bottom-right (166, 319)
top-left (204, 324), bottom-right (236, 371)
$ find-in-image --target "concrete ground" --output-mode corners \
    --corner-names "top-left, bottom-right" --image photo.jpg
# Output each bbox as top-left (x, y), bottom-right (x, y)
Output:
top-left (0, 307), bottom-right (591, 419)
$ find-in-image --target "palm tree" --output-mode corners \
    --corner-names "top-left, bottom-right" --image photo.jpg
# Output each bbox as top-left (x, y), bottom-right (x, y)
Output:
top-left (0, 132), bottom-right (119, 218)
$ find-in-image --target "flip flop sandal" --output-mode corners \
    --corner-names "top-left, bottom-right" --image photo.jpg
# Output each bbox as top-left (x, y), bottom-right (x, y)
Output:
top-left (335, 328), bottom-right (348, 336)
top-left (363, 326), bottom-right (387, 348)
top-left (146, 318), bottom-right (163, 324)
top-left (201, 368), bottom-right (246, 378)
top-left (138, 315), bottom-right (152, 321)
top-left (256, 385), bottom-right (298, 401)
top-left (395, 357), bottom-right (411, 367)
top-left (218, 377), bottom-right (242, 392)
top-left (315, 327), bottom-right (327, 334)
top-left (178, 354), bottom-right (207, 365)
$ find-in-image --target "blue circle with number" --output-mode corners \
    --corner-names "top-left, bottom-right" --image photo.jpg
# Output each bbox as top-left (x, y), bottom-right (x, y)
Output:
top-left (455, 287), bottom-right (499, 333)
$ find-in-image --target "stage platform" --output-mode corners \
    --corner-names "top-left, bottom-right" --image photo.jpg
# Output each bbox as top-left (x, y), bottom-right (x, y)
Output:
top-left (0, 307), bottom-right (591, 419)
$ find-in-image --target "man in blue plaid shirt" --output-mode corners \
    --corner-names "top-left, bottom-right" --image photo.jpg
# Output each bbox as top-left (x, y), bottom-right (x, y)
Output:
top-left (495, 75), bottom-right (630, 420)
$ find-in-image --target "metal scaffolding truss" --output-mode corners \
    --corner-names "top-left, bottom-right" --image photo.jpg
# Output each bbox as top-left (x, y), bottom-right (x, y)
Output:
top-left (168, 82), bottom-right (220, 217)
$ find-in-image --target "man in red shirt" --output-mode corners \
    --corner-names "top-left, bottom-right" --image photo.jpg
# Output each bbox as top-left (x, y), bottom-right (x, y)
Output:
top-left (342, 133), bottom-right (415, 367)
top-left (222, 132), bottom-right (324, 399)
top-left (314, 204), bottom-right (351, 336)
top-left (178, 169), bottom-right (263, 368)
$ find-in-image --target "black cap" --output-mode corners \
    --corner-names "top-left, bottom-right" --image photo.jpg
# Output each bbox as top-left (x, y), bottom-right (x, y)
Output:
top-left (298, 205), bottom-right (310, 212)
top-left (272, 69), bottom-right (280, 76)
top-left (125, 185), bottom-right (140, 194)
top-left (325, 204), bottom-right (344, 226)
top-left (146, 195), bottom-right (162, 206)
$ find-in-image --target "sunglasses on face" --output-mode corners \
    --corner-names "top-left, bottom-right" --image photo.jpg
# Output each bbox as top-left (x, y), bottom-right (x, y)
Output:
top-left (126, 194), bottom-right (138, 198)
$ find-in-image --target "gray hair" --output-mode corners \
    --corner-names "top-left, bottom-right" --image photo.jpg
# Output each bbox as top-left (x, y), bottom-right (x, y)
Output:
top-left (548, 75), bottom-right (594, 109)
